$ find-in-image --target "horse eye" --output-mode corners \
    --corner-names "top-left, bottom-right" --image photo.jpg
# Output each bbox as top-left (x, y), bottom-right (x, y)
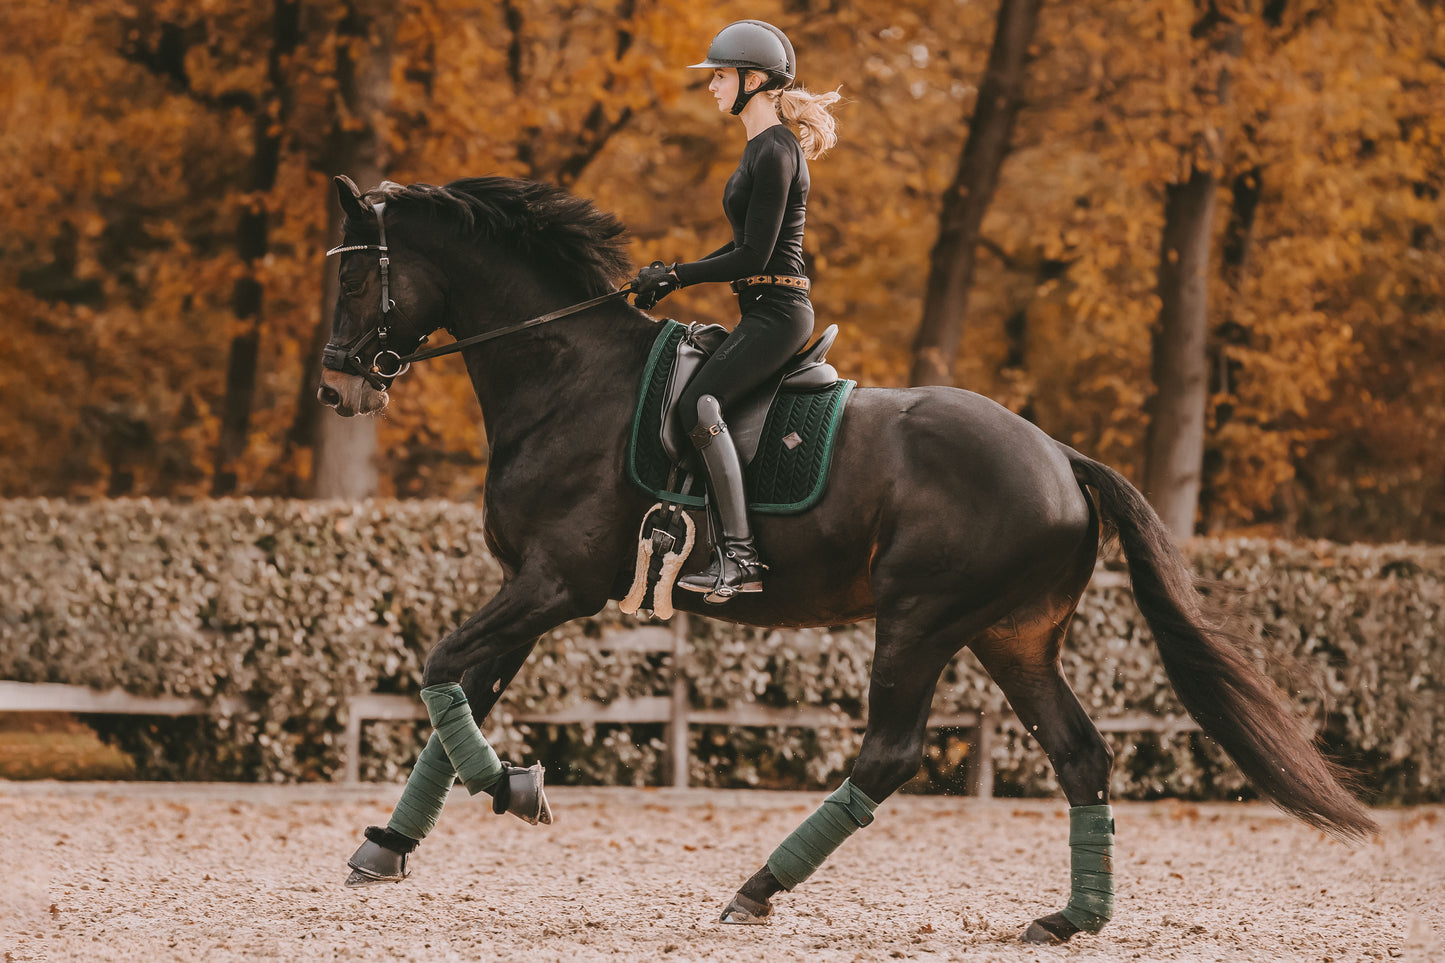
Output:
top-left (342, 278), bottom-right (365, 296)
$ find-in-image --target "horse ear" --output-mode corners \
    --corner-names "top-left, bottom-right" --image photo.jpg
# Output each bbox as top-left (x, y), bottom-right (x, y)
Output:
top-left (334, 175), bottom-right (369, 221)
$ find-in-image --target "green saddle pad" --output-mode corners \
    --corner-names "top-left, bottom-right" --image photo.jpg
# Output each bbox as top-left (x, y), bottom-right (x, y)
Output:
top-left (627, 321), bottom-right (855, 515)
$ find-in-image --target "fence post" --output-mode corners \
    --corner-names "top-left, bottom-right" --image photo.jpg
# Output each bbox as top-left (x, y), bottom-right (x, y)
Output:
top-left (664, 613), bottom-right (691, 788)
top-left (967, 712), bottom-right (994, 798)
top-left (342, 704), bottom-right (363, 785)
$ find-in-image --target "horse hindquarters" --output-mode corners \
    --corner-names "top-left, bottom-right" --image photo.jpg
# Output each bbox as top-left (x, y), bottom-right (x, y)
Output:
top-left (724, 388), bottom-right (1106, 922)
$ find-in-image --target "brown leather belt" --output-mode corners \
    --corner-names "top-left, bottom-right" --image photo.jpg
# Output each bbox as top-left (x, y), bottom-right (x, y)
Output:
top-left (731, 274), bottom-right (811, 293)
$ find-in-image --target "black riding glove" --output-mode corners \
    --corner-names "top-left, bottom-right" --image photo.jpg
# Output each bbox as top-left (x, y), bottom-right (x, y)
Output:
top-left (631, 261), bottom-right (681, 310)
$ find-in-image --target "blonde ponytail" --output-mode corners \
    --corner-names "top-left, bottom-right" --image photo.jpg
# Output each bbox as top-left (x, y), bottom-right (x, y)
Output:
top-left (775, 86), bottom-right (842, 160)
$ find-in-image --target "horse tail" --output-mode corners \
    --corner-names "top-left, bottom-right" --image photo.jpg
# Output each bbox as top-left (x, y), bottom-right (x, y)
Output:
top-left (1062, 445), bottom-right (1377, 840)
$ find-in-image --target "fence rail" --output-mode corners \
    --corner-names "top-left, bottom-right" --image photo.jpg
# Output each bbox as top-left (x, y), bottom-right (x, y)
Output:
top-left (0, 608), bottom-right (1198, 792)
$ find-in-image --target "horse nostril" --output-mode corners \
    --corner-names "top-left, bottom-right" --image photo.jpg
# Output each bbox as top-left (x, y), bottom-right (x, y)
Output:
top-left (317, 384), bottom-right (341, 408)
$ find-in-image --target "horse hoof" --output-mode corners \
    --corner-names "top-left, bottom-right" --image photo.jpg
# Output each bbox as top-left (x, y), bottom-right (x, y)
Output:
top-left (718, 892), bottom-right (773, 924)
top-left (345, 839), bottom-right (410, 887)
top-left (1021, 912), bottom-right (1080, 944)
top-left (345, 868), bottom-right (404, 888)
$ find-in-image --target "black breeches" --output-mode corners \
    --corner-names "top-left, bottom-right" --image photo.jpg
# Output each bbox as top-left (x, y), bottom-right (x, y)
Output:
top-left (677, 288), bottom-right (815, 434)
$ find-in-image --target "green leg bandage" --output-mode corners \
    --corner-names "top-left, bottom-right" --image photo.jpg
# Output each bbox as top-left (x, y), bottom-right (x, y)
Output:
top-left (387, 732), bottom-right (455, 841)
top-left (766, 778), bottom-right (880, 890)
top-left (421, 683), bottom-right (504, 795)
top-left (1060, 804), bottom-right (1115, 933)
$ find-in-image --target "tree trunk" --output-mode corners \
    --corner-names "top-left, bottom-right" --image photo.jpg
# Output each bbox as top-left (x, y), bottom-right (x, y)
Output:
top-left (1142, 15), bottom-right (1244, 540)
top-left (1143, 167), bottom-right (1217, 539)
top-left (909, 0), bottom-right (1043, 387)
top-left (211, 0), bottom-right (300, 496)
top-left (307, 0), bottom-right (394, 499)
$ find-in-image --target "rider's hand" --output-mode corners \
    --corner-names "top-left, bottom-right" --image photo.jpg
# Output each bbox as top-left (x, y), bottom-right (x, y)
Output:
top-left (631, 261), bottom-right (681, 310)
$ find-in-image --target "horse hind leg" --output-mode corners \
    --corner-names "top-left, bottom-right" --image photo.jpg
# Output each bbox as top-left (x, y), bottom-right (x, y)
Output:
top-left (721, 607), bottom-right (958, 923)
top-left (971, 603), bottom-right (1116, 944)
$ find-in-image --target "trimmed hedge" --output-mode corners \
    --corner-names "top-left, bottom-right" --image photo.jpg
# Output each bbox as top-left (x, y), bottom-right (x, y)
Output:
top-left (1, 499), bottom-right (1440, 801)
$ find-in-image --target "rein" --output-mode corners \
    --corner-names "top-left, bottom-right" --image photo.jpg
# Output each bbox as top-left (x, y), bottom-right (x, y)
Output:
top-left (398, 288), bottom-right (630, 366)
top-left (324, 199), bottom-right (633, 389)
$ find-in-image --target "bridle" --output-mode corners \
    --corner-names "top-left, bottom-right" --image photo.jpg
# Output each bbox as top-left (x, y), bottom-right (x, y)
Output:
top-left (324, 199), bottom-right (632, 392)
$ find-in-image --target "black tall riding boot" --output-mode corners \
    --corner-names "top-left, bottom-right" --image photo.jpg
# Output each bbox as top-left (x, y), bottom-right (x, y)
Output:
top-left (677, 395), bottom-right (765, 602)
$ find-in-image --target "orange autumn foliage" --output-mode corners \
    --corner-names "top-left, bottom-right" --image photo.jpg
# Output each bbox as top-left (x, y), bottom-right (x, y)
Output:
top-left (1, 0), bottom-right (1441, 539)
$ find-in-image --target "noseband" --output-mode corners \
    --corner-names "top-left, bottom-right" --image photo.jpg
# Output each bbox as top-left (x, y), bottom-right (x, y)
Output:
top-left (324, 198), bottom-right (632, 392)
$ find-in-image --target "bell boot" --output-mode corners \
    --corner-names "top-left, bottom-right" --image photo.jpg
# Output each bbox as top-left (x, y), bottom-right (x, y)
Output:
top-left (490, 762), bottom-right (554, 826)
top-left (345, 837), bottom-right (411, 887)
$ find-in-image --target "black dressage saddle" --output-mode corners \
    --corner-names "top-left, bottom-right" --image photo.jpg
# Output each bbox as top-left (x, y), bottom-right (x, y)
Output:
top-left (658, 322), bottom-right (840, 468)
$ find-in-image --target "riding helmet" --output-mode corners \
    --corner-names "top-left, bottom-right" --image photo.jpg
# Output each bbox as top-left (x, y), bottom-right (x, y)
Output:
top-left (689, 20), bottom-right (797, 115)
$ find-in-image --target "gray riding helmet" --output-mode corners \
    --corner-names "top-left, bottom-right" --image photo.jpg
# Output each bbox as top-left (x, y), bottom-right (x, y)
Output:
top-left (689, 20), bottom-right (797, 115)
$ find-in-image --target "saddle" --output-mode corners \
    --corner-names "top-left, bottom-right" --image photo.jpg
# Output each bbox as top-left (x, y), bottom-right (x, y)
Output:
top-left (658, 322), bottom-right (841, 467)
top-left (620, 321), bottom-right (848, 620)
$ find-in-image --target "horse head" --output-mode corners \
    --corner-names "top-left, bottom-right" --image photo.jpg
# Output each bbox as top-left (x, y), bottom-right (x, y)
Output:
top-left (317, 174), bottom-right (636, 419)
top-left (318, 175), bottom-right (450, 417)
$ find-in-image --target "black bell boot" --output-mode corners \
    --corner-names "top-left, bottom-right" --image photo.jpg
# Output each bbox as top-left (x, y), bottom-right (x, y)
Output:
top-left (490, 762), bottom-right (554, 826)
top-left (345, 826), bottom-right (417, 887)
top-left (677, 395), bottom-right (766, 602)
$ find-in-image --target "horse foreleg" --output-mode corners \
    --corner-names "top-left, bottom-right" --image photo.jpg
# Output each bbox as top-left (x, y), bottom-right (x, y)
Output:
top-left (721, 632), bottom-right (952, 923)
top-left (460, 640), bottom-right (539, 724)
top-left (346, 571), bottom-right (598, 887)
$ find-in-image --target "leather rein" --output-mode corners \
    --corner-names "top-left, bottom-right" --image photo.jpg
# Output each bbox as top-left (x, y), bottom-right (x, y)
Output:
top-left (323, 199), bottom-right (632, 391)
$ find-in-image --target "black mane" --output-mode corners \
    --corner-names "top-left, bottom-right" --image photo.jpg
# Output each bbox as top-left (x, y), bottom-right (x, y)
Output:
top-left (363, 177), bottom-right (632, 296)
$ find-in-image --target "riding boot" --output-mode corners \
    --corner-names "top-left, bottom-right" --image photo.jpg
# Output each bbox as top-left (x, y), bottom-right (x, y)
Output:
top-left (677, 395), bottom-right (766, 602)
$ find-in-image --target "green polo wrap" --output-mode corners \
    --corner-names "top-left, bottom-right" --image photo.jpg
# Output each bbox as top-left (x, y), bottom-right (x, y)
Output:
top-left (766, 779), bottom-right (880, 890)
top-left (386, 732), bottom-right (455, 841)
top-left (421, 683), bottom-right (504, 795)
top-left (1060, 804), bottom-right (1115, 932)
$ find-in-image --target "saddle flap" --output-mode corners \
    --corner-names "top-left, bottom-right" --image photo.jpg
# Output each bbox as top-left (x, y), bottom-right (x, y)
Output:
top-left (659, 324), bottom-right (729, 462)
top-left (658, 322), bottom-right (840, 467)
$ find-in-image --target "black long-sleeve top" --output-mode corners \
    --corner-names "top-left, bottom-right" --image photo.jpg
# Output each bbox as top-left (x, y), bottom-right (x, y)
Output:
top-left (672, 125), bottom-right (809, 287)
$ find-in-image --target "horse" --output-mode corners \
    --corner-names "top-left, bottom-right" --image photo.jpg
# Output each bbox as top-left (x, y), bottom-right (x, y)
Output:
top-left (316, 174), bottom-right (1375, 944)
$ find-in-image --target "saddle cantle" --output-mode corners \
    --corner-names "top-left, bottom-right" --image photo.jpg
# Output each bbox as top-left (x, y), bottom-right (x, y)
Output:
top-left (627, 320), bottom-right (854, 516)
top-left (659, 322), bottom-right (841, 466)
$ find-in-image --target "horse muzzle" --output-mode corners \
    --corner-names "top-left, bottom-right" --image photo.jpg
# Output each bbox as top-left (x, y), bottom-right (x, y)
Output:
top-left (318, 369), bottom-right (389, 417)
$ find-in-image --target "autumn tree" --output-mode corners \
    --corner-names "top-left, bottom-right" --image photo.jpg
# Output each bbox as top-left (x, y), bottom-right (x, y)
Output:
top-left (1141, 5), bottom-right (1243, 539)
top-left (0, 0), bottom-right (1440, 541)
top-left (910, 0), bottom-right (1044, 388)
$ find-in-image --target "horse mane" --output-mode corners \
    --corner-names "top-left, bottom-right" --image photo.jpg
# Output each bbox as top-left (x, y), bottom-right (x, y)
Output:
top-left (363, 177), bottom-right (632, 296)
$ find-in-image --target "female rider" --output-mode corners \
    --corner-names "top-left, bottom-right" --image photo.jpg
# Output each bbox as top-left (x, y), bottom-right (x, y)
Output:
top-left (631, 19), bottom-right (840, 603)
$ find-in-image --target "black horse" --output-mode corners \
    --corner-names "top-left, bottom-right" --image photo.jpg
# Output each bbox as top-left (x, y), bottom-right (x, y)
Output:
top-left (318, 174), bottom-right (1374, 943)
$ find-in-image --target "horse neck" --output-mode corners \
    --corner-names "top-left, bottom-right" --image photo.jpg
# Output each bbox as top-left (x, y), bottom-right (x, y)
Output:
top-left (441, 264), bottom-right (656, 447)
